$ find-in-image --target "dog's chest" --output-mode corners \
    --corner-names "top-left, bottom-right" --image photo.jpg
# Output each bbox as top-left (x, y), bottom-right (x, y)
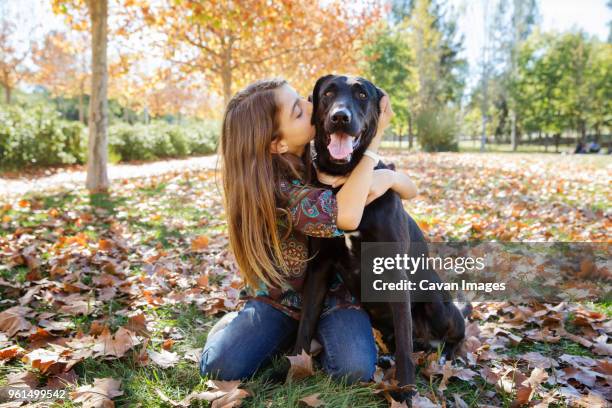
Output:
top-left (344, 231), bottom-right (361, 252)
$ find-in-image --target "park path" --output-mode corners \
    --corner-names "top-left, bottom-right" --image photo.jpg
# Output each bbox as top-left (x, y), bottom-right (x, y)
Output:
top-left (0, 154), bottom-right (220, 199)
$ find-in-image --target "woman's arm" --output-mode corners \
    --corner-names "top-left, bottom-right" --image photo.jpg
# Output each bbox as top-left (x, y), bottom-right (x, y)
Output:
top-left (361, 169), bottom-right (417, 205)
top-left (334, 94), bottom-right (393, 230)
top-left (391, 171), bottom-right (418, 200)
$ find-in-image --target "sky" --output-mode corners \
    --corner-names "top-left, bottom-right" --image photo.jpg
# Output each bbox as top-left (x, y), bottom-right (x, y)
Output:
top-left (3, 0), bottom-right (611, 92)
top-left (453, 0), bottom-right (611, 89)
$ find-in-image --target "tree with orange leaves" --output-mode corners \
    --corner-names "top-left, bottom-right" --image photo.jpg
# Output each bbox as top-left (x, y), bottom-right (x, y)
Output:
top-left (33, 31), bottom-right (90, 123)
top-left (140, 0), bottom-right (384, 106)
top-left (52, 0), bottom-right (110, 193)
top-left (0, 18), bottom-right (32, 104)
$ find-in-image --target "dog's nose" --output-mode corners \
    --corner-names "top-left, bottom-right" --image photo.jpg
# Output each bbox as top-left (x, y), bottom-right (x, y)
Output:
top-left (331, 108), bottom-right (351, 124)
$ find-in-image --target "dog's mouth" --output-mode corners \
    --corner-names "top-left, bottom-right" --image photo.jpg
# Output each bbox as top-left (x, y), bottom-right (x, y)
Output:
top-left (326, 131), bottom-right (361, 162)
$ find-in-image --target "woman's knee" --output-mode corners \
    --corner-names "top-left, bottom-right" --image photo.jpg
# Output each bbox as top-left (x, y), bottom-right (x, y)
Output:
top-left (323, 352), bottom-right (376, 384)
top-left (198, 300), bottom-right (297, 380)
top-left (316, 308), bottom-right (377, 384)
top-left (199, 343), bottom-right (254, 380)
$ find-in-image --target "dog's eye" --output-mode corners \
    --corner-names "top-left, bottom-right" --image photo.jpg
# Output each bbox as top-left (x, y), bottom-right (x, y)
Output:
top-left (358, 92), bottom-right (367, 100)
top-left (324, 91), bottom-right (334, 97)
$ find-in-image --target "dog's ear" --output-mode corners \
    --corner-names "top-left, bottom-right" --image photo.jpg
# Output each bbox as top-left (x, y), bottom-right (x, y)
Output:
top-left (374, 85), bottom-right (385, 115)
top-left (311, 75), bottom-right (333, 125)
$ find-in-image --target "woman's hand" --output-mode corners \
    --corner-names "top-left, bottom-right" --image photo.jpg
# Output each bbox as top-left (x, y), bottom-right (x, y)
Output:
top-left (369, 91), bottom-right (394, 152)
top-left (325, 169), bottom-right (394, 204)
top-left (331, 168), bottom-right (417, 204)
top-left (365, 169), bottom-right (395, 205)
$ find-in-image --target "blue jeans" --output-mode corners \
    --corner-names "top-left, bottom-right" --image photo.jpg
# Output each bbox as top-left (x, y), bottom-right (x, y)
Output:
top-left (199, 299), bottom-right (377, 384)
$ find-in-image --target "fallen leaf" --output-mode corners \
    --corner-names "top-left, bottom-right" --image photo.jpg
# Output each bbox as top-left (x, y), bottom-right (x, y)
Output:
top-left (22, 348), bottom-right (62, 374)
top-left (191, 235), bottom-right (210, 251)
top-left (287, 350), bottom-right (314, 381)
top-left (71, 377), bottom-right (123, 408)
top-left (93, 327), bottom-right (141, 359)
top-left (0, 306), bottom-right (32, 337)
top-left (6, 370), bottom-right (39, 389)
top-left (148, 349), bottom-right (179, 369)
top-left (299, 393), bottom-right (324, 407)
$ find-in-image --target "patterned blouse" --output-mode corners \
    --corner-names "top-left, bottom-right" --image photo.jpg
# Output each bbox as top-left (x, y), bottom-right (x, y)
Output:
top-left (242, 178), bottom-right (361, 320)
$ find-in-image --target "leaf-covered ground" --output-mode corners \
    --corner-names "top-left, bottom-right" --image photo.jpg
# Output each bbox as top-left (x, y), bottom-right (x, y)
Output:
top-left (0, 152), bottom-right (610, 407)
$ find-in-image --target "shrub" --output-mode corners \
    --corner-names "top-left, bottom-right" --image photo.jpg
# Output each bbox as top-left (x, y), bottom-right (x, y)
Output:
top-left (108, 120), bottom-right (219, 162)
top-left (182, 121), bottom-right (219, 155)
top-left (415, 107), bottom-right (459, 152)
top-left (0, 104), bottom-right (86, 169)
top-left (0, 104), bottom-right (219, 170)
top-left (107, 123), bottom-right (156, 162)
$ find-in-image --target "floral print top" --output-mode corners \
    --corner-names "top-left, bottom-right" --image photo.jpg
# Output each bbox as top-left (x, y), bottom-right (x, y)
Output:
top-left (242, 178), bottom-right (361, 320)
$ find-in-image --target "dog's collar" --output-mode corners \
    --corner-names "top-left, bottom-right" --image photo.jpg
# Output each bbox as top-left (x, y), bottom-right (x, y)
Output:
top-left (310, 139), bottom-right (319, 170)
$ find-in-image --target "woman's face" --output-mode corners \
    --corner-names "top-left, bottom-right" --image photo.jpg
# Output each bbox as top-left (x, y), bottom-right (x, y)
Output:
top-left (273, 84), bottom-right (315, 156)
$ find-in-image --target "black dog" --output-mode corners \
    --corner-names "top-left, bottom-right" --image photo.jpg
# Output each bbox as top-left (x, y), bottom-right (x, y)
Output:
top-left (293, 75), bottom-right (470, 400)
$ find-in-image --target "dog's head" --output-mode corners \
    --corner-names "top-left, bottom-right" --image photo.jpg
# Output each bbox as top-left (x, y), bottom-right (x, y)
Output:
top-left (310, 74), bottom-right (385, 175)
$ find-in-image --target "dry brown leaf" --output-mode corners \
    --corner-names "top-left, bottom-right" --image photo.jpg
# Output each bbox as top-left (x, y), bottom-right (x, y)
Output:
top-left (177, 380), bottom-right (250, 408)
top-left (162, 339), bottom-right (175, 350)
top-left (521, 351), bottom-right (559, 369)
top-left (126, 313), bottom-right (150, 337)
top-left (287, 350), bottom-right (314, 381)
top-left (299, 393), bottom-right (324, 407)
top-left (98, 239), bottom-right (114, 251)
top-left (22, 348), bottom-right (63, 374)
top-left (6, 370), bottom-right (39, 389)
top-left (0, 306), bottom-right (32, 337)
top-left (148, 349), bottom-right (179, 369)
top-left (196, 273), bottom-right (209, 287)
top-left (0, 345), bottom-right (25, 363)
top-left (92, 327), bottom-right (140, 359)
top-left (390, 399), bottom-right (410, 408)
top-left (453, 393), bottom-right (469, 408)
top-left (437, 361), bottom-right (454, 391)
top-left (591, 335), bottom-right (612, 356)
top-left (58, 297), bottom-right (92, 316)
top-left (71, 377), bottom-right (123, 408)
top-left (47, 369), bottom-right (79, 389)
top-left (191, 235), bottom-right (210, 251)
top-left (411, 393), bottom-right (440, 407)
top-left (372, 327), bottom-right (389, 354)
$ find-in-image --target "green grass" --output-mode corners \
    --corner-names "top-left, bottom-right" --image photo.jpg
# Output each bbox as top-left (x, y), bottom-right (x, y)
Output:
top-left (0, 156), bottom-right (608, 407)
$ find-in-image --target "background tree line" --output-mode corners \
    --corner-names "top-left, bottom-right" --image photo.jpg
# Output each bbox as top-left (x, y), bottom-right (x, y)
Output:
top-left (0, 0), bottom-right (610, 192)
top-left (366, 0), bottom-right (611, 152)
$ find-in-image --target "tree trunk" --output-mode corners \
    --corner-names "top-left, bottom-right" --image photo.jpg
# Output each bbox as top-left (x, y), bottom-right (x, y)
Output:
top-left (510, 110), bottom-right (517, 151)
top-left (408, 117), bottom-right (413, 150)
top-left (4, 85), bottom-right (11, 104)
top-left (222, 67), bottom-right (232, 108)
top-left (78, 89), bottom-right (85, 124)
top-left (398, 127), bottom-right (402, 149)
top-left (480, 112), bottom-right (487, 152)
top-left (221, 36), bottom-right (234, 108)
top-left (86, 0), bottom-right (110, 193)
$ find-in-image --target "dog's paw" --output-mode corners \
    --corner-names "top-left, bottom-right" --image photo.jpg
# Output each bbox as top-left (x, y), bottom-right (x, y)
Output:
top-left (377, 354), bottom-right (395, 369)
top-left (389, 387), bottom-right (416, 406)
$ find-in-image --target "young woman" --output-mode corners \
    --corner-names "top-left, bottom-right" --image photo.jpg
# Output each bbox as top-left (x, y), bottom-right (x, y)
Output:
top-left (200, 78), bottom-right (417, 384)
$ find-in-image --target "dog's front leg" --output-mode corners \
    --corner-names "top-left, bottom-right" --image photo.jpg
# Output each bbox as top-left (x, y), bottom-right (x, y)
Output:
top-left (292, 258), bottom-right (332, 355)
top-left (391, 287), bottom-right (416, 401)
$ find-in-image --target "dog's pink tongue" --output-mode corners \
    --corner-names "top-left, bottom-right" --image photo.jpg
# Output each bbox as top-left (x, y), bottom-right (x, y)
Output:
top-left (328, 132), bottom-right (353, 160)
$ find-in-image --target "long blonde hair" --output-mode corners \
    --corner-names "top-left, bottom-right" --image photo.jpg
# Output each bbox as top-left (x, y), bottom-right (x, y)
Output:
top-left (219, 78), bottom-right (313, 290)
